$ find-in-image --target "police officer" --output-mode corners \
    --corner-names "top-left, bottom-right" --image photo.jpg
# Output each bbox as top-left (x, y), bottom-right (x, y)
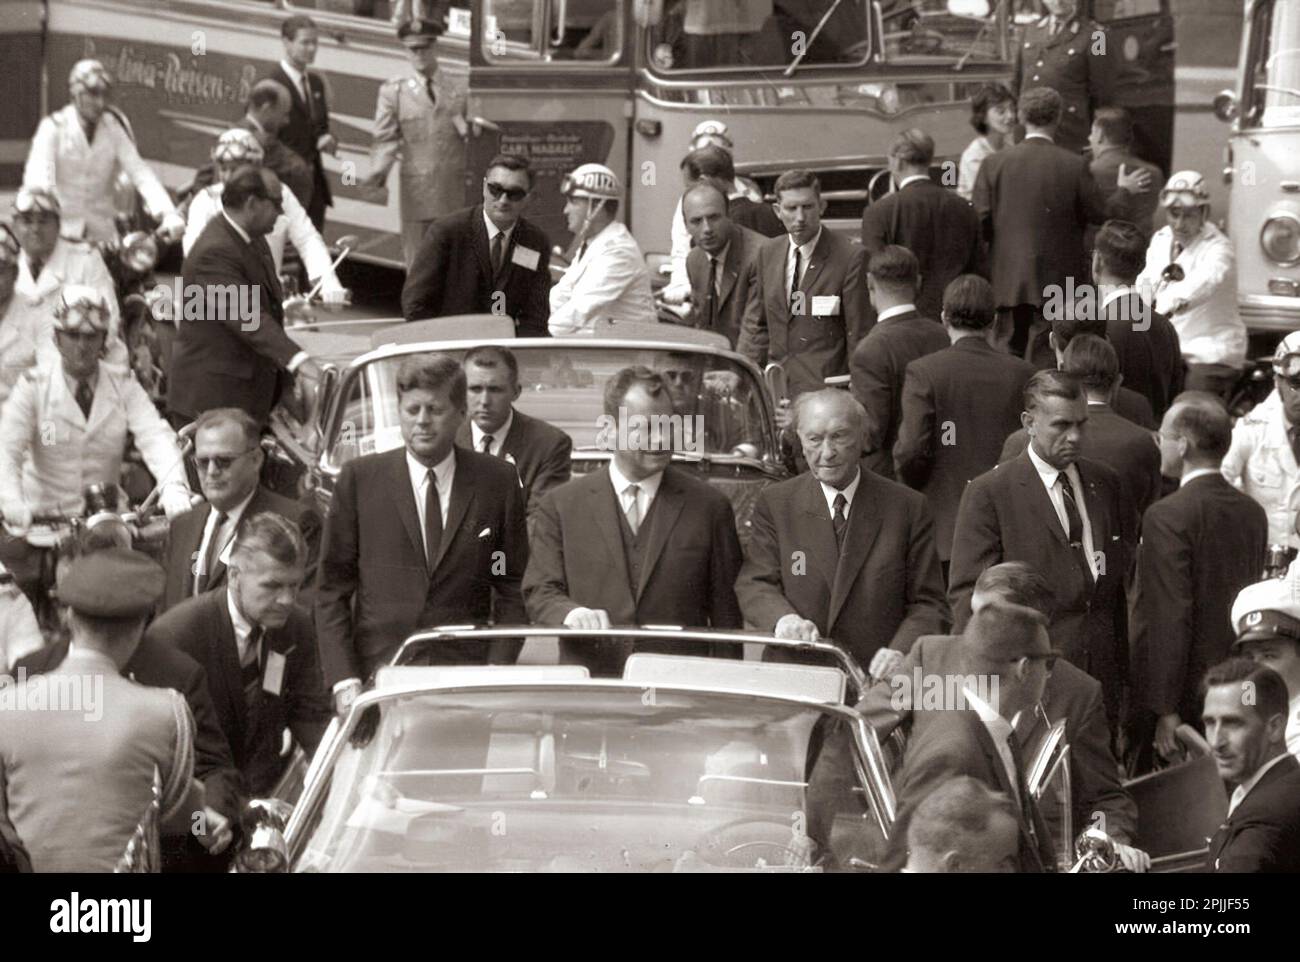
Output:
top-left (0, 224), bottom-right (36, 408)
top-left (364, 16), bottom-right (469, 269)
top-left (23, 60), bottom-right (185, 245)
top-left (1231, 577), bottom-right (1300, 760)
top-left (1013, 0), bottom-right (1118, 154)
top-left (8, 187), bottom-right (129, 372)
top-left (549, 163), bottom-right (656, 335)
top-left (0, 286), bottom-right (193, 532)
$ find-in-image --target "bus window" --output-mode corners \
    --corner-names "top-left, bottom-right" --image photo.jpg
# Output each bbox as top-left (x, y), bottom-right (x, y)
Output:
top-left (876, 0), bottom-right (1007, 66)
top-left (1093, 0), bottom-right (1163, 18)
top-left (302, 0), bottom-right (472, 29)
top-left (647, 0), bottom-right (869, 72)
top-left (482, 0), bottom-right (624, 63)
top-left (1245, 0), bottom-right (1300, 129)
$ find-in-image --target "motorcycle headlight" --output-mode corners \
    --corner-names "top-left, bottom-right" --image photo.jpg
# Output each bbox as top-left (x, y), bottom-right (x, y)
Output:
top-left (1261, 214), bottom-right (1300, 266)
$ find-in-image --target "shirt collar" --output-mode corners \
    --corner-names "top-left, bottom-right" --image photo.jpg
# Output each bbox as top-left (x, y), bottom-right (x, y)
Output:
top-left (1229, 753), bottom-right (1290, 814)
top-left (243, 114), bottom-right (267, 136)
top-left (470, 408), bottom-right (514, 453)
top-left (221, 209), bottom-right (251, 245)
top-left (877, 304), bottom-right (917, 324)
top-left (1100, 284), bottom-right (1135, 310)
top-left (280, 59), bottom-right (306, 88)
top-left (820, 467), bottom-right (862, 515)
top-left (896, 174), bottom-right (930, 190)
top-left (963, 684), bottom-right (1013, 738)
top-left (226, 586), bottom-right (255, 648)
top-left (1026, 442), bottom-right (1077, 489)
top-left (1181, 466), bottom-right (1221, 487)
top-left (407, 446), bottom-right (456, 494)
top-left (789, 227), bottom-right (822, 259)
top-left (1024, 132), bottom-right (1054, 143)
top-left (61, 364), bottom-right (100, 397)
top-left (608, 460), bottom-right (664, 503)
top-left (482, 209), bottom-right (515, 243)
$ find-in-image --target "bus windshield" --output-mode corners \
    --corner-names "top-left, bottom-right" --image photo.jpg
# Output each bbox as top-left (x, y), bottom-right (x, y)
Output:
top-left (1245, 0), bottom-right (1300, 128)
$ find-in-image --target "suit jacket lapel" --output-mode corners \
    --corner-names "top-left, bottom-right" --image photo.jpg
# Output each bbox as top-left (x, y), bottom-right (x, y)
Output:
top-left (716, 236), bottom-right (742, 308)
top-left (635, 472), bottom-right (685, 601)
top-left (797, 475), bottom-right (841, 595)
top-left (799, 232), bottom-right (832, 295)
top-left (390, 449), bottom-right (426, 564)
top-left (1014, 455), bottom-right (1068, 547)
top-left (471, 206), bottom-right (495, 286)
top-left (971, 718), bottom-right (1046, 870)
top-left (213, 594), bottom-right (247, 745)
top-left (1075, 461), bottom-right (1109, 562)
top-left (433, 451), bottom-right (476, 573)
top-left (828, 474), bottom-right (883, 631)
top-left (592, 468), bottom-right (633, 596)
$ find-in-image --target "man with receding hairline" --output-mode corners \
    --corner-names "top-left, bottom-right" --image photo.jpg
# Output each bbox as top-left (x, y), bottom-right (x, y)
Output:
top-left (900, 776), bottom-right (1021, 873)
top-left (677, 178), bottom-right (763, 347)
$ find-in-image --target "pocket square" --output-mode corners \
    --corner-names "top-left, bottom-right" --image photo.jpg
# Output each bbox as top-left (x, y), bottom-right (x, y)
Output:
top-left (477, 526), bottom-right (492, 539)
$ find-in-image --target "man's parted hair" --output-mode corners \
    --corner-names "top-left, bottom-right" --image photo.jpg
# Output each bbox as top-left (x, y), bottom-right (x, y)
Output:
top-left (970, 82), bottom-right (1016, 135)
top-left (942, 275), bottom-right (995, 330)
top-left (231, 511), bottom-right (306, 570)
top-left (396, 352), bottom-right (467, 409)
top-left (248, 79), bottom-right (290, 113)
top-left (1023, 368), bottom-right (1083, 414)
top-left (1093, 219), bottom-right (1147, 282)
top-left (973, 562), bottom-right (1056, 620)
top-left (1062, 334), bottom-right (1119, 395)
top-left (683, 144), bottom-right (736, 184)
top-left (281, 14), bottom-right (318, 41)
top-left (907, 776), bottom-right (1018, 865)
top-left (1168, 392), bottom-right (1232, 462)
top-left (774, 168), bottom-right (820, 200)
top-left (868, 245), bottom-right (920, 288)
top-left (890, 128), bottom-right (935, 168)
top-left (1202, 658), bottom-right (1289, 722)
top-left (486, 152), bottom-right (534, 189)
top-left (603, 365), bottom-right (670, 416)
top-left (1093, 106), bottom-right (1135, 147)
top-left (222, 165), bottom-right (273, 210)
top-left (1019, 87), bottom-right (1062, 128)
top-left (463, 344), bottom-right (519, 386)
top-left (194, 407), bottom-right (261, 449)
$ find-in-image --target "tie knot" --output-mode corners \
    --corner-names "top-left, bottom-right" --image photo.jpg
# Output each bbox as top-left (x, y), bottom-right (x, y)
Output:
top-left (1056, 472), bottom-right (1071, 490)
top-left (833, 492), bottom-right (847, 511)
top-left (427, 467), bottom-right (437, 485)
top-left (214, 510), bottom-right (228, 527)
top-left (626, 483), bottom-right (641, 498)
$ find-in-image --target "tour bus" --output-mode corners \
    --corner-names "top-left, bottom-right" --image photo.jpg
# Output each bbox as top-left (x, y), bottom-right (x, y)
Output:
top-left (28, 0), bottom-right (1173, 271)
top-left (1215, 0), bottom-right (1300, 335)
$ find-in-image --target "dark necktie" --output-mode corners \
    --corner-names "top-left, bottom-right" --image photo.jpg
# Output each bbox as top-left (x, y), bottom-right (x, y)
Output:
top-left (300, 74), bottom-right (315, 124)
top-left (1171, 240), bottom-right (1184, 262)
top-left (425, 76), bottom-right (436, 104)
top-left (424, 468), bottom-right (443, 573)
top-left (241, 626), bottom-right (265, 713)
top-left (491, 231), bottom-right (505, 280)
top-left (705, 255), bottom-right (719, 329)
top-left (832, 492), bottom-right (848, 552)
top-left (480, 434), bottom-right (495, 455)
top-left (1006, 730), bottom-right (1042, 852)
top-left (74, 378), bottom-right (93, 419)
top-left (27, 255), bottom-right (43, 281)
top-left (1056, 472), bottom-right (1094, 584)
top-left (789, 246), bottom-right (802, 313)
top-left (624, 484), bottom-right (642, 534)
top-left (577, 241), bottom-right (588, 262)
top-left (195, 511), bottom-right (229, 596)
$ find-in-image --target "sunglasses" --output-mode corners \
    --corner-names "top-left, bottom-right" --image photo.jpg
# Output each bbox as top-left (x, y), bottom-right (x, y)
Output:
top-left (195, 448), bottom-right (258, 473)
top-left (485, 181), bottom-right (528, 202)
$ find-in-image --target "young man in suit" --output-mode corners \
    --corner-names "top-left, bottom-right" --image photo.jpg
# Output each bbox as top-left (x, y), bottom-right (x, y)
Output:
top-left (1130, 395), bottom-right (1267, 772)
top-left (676, 179), bottom-right (763, 348)
top-left (316, 353), bottom-right (529, 712)
top-left (161, 407), bottom-right (319, 611)
top-left (973, 87), bottom-right (1106, 357)
top-left (269, 15), bottom-right (334, 229)
top-left (148, 512), bottom-right (331, 829)
top-left (523, 367), bottom-right (743, 675)
top-left (1087, 108), bottom-right (1160, 238)
top-left (166, 166), bottom-right (320, 429)
top-left (950, 370), bottom-right (1131, 728)
top-left (402, 154), bottom-right (551, 334)
top-left (894, 275), bottom-right (1036, 576)
top-left (454, 345), bottom-right (571, 530)
top-left (737, 169), bottom-right (870, 401)
top-left (849, 245), bottom-right (949, 479)
top-left (736, 389), bottom-right (949, 679)
top-left (894, 603), bottom-right (1059, 872)
top-left (1202, 659), bottom-right (1300, 872)
top-left (1230, 578), bottom-right (1300, 760)
top-left (859, 128), bottom-right (982, 322)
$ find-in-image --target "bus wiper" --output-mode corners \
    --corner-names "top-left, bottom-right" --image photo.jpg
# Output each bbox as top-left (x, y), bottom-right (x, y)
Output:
top-left (784, 0), bottom-right (849, 78)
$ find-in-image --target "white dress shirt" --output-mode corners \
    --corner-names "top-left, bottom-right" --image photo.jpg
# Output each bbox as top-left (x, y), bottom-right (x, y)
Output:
top-left (876, 303), bottom-right (918, 324)
top-left (196, 486), bottom-right (257, 581)
top-left (407, 447), bottom-right (455, 555)
top-left (786, 228), bottom-right (822, 296)
top-left (226, 588), bottom-right (261, 669)
top-left (1227, 752), bottom-right (1291, 817)
top-left (279, 59), bottom-right (312, 110)
top-left (1289, 694), bottom-right (1300, 761)
top-left (819, 468), bottom-right (862, 519)
top-left (1180, 466), bottom-right (1222, 487)
top-left (609, 460), bottom-right (664, 530)
top-left (1026, 443), bottom-right (1099, 579)
top-left (964, 685), bottom-right (1021, 807)
top-left (895, 174), bottom-right (930, 191)
top-left (483, 210), bottom-right (515, 263)
top-left (470, 408), bottom-right (514, 458)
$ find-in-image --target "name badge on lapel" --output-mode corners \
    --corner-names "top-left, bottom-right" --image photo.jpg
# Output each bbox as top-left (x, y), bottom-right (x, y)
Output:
top-left (263, 650), bottom-right (287, 696)
top-left (511, 245), bottom-right (541, 271)
top-left (811, 295), bottom-right (841, 316)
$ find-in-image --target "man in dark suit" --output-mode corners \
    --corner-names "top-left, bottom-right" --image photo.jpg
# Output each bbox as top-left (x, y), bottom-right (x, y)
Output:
top-left (1002, 336), bottom-right (1162, 523)
top-left (737, 169), bottom-right (869, 400)
top-left (678, 179), bottom-right (763, 347)
top-left (849, 246), bottom-right (949, 479)
top-left (894, 276), bottom-right (1036, 575)
top-left (268, 15), bottom-right (334, 229)
top-left (402, 154), bottom-right (552, 335)
top-left (238, 80), bottom-right (314, 209)
top-left (161, 407), bottom-right (319, 610)
top-left (974, 87), bottom-right (1106, 357)
top-left (523, 367), bottom-right (742, 675)
top-left (147, 512), bottom-right (331, 824)
top-left (167, 166), bottom-right (319, 429)
top-left (1202, 659), bottom-right (1300, 872)
top-left (894, 603), bottom-right (1059, 872)
top-left (680, 145), bottom-right (784, 239)
top-left (454, 345), bottom-right (571, 530)
top-left (950, 370), bottom-right (1131, 727)
top-left (736, 389), bottom-right (949, 679)
top-left (1087, 108), bottom-right (1160, 239)
top-left (1130, 395), bottom-right (1267, 771)
top-left (860, 128), bottom-right (982, 321)
top-left (315, 353), bottom-right (529, 711)
top-left (1094, 220), bottom-right (1183, 420)
top-left (860, 562), bottom-right (1147, 871)
top-left (897, 776), bottom-right (1022, 873)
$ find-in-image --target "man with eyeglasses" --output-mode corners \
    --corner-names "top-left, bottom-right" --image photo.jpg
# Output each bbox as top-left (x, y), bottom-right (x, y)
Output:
top-left (402, 153), bottom-right (551, 335)
top-left (1136, 171), bottom-right (1245, 401)
top-left (366, 16), bottom-right (469, 270)
top-left (1223, 331), bottom-right (1300, 554)
top-left (167, 165), bottom-right (322, 430)
top-left (160, 407), bottom-right (319, 612)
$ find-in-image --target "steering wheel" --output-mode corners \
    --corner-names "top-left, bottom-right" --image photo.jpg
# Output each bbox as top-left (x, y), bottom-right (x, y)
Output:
top-left (692, 816), bottom-right (814, 868)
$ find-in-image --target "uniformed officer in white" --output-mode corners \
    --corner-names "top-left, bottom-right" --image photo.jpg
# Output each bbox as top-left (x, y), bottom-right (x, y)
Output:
top-left (7, 187), bottom-right (129, 372)
top-left (549, 163), bottom-right (656, 336)
top-left (1231, 576), bottom-right (1300, 760)
top-left (0, 287), bottom-right (193, 530)
top-left (183, 129), bottom-right (348, 304)
top-left (0, 225), bottom-right (37, 408)
top-left (23, 60), bottom-right (185, 246)
top-left (364, 16), bottom-right (469, 269)
top-left (1012, 0), bottom-right (1118, 154)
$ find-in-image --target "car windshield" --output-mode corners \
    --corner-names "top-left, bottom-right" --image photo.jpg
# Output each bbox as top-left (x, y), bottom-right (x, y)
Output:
top-left (293, 688), bottom-right (885, 872)
top-left (327, 344), bottom-right (774, 466)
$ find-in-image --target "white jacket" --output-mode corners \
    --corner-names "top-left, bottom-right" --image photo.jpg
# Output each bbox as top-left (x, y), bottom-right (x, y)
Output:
top-left (0, 362), bottom-right (188, 517)
top-left (1222, 389), bottom-right (1300, 547)
top-left (0, 579), bottom-right (43, 672)
top-left (183, 184), bottom-right (343, 293)
top-left (1137, 222), bottom-right (1245, 367)
top-left (23, 105), bottom-right (176, 244)
top-left (549, 220), bottom-right (656, 335)
top-left (0, 298), bottom-right (38, 409)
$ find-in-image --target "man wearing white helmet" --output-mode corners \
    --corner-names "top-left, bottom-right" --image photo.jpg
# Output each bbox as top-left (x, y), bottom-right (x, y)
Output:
top-left (22, 60), bottom-right (185, 245)
top-left (549, 163), bottom-right (656, 335)
top-left (0, 224), bottom-right (37, 408)
top-left (0, 286), bottom-right (193, 532)
top-left (1231, 576), bottom-right (1300, 760)
top-left (182, 128), bottom-right (348, 306)
top-left (1222, 331), bottom-right (1300, 551)
top-left (1136, 171), bottom-right (1246, 400)
top-left (7, 186), bottom-right (129, 374)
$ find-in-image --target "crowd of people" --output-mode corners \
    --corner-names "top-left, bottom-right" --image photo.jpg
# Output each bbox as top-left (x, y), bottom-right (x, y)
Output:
top-left (1, 4), bottom-right (1299, 875)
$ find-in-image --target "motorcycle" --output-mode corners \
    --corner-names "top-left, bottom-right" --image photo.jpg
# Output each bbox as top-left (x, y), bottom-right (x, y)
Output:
top-left (280, 235), bottom-right (359, 329)
top-left (97, 220), bottom-right (174, 406)
top-left (1226, 356), bottom-right (1281, 420)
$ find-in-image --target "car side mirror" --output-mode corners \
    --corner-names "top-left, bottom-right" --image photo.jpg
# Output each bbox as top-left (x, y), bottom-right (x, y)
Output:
top-left (1213, 90), bottom-right (1238, 124)
top-left (233, 798), bottom-right (294, 873)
